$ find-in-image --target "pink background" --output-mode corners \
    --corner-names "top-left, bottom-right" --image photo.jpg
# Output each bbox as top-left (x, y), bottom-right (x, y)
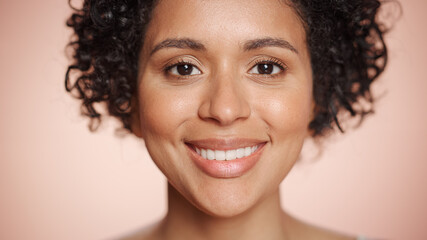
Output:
top-left (1, 0), bottom-right (426, 239)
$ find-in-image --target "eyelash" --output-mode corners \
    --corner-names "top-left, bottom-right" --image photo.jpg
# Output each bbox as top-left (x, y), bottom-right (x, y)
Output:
top-left (250, 58), bottom-right (286, 75)
top-left (164, 59), bottom-right (200, 77)
top-left (163, 57), bottom-right (287, 77)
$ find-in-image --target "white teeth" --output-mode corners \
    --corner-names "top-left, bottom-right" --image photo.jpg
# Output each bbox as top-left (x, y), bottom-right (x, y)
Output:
top-left (215, 150), bottom-right (226, 161)
top-left (236, 148), bottom-right (245, 158)
top-left (201, 149), bottom-right (207, 159)
top-left (225, 150), bottom-right (236, 160)
top-left (207, 149), bottom-right (215, 160)
top-left (244, 147), bottom-right (251, 157)
top-left (194, 145), bottom-right (260, 161)
top-left (252, 145), bottom-right (258, 152)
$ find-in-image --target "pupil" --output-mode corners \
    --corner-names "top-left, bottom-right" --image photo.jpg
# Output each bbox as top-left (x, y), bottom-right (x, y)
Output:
top-left (258, 64), bottom-right (273, 74)
top-left (177, 64), bottom-right (192, 75)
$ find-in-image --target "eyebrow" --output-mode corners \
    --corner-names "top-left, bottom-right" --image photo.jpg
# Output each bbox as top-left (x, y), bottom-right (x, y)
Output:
top-left (243, 37), bottom-right (299, 54)
top-left (149, 37), bottom-right (298, 55)
top-left (150, 38), bottom-right (206, 56)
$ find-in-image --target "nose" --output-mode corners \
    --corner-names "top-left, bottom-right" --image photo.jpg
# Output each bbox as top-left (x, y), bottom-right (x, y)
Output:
top-left (198, 71), bottom-right (251, 125)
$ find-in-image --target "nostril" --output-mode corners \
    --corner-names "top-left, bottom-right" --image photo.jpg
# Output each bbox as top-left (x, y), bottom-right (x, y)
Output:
top-left (197, 75), bottom-right (251, 125)
top-left (200, 101), bottom-right (250, 125)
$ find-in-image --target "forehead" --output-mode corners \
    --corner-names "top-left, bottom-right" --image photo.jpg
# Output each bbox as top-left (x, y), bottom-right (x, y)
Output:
top-left (143, 0), bottom-right (307, 56)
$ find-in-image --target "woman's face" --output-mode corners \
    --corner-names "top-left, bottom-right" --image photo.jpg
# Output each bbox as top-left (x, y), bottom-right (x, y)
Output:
top-left (135, 0), bottom-right (313, 217)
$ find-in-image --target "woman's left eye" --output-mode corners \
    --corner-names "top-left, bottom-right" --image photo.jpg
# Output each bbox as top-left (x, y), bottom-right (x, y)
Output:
top-left (249, 63), bottom-right (283, 75)
top-left (168, 63), bottom-right (202, 76)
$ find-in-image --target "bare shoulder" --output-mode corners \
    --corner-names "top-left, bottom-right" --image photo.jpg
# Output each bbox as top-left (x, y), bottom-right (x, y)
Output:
top-left (283, 213), bottom-right (356, 240)
top-left (115, 221), bottom-right (162, 240)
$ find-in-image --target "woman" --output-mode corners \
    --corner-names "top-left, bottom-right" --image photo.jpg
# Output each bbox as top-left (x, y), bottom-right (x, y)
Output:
top-left (66, 0), bottom-right (389, 239)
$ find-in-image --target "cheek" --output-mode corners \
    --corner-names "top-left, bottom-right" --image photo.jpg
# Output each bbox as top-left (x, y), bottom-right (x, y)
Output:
top-left (138, 82), bottom-right (200, 141)
top-left (139, 90), bottom-right (185, 138)
top-left (255, 89), bottom-right (313, 137)
top-left (136, 85), bottom-right (197, 179)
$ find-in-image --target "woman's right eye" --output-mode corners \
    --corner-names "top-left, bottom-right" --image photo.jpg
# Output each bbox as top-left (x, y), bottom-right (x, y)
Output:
top-left (167, 63), bottom-right (202, 76)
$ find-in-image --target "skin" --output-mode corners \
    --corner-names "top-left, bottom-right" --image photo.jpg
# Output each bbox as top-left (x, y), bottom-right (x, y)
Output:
top-left (129, 0), bottom-right (355, 239)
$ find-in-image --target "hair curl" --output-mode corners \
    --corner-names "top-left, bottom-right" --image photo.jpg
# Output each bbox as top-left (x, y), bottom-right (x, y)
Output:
top-left (65, 0), bottom-right (390, 136)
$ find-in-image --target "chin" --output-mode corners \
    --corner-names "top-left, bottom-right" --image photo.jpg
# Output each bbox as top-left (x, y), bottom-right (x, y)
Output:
top-left (197, 198), bottom-right (257, 219)
top-left (186, 178), bottom-right (268, 219)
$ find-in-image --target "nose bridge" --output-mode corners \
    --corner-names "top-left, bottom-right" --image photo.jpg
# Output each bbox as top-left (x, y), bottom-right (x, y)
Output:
top-left (200, 64), bottom-right (250, 125)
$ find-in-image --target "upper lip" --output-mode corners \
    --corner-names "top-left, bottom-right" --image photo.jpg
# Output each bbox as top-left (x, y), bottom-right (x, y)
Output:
top-left (185, 138), bottom-right (267, 150)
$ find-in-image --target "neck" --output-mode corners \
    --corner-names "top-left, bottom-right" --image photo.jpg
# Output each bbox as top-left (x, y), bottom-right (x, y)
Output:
top-left (159, 183), bottom-right (291, 240)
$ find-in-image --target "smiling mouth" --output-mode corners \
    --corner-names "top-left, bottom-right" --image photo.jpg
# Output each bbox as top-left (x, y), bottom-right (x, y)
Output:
top-left (185, 139), bottom-right (266, 178)
top-left (192, 145), bottom-right (261, 161)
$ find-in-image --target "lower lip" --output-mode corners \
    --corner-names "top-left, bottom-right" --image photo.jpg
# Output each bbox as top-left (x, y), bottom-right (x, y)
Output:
top-left (186, 144), bottom-right (265, 178)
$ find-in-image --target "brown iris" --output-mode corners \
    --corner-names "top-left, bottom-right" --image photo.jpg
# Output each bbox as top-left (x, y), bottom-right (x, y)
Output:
top-left (177, 64), bottom-right (194, 75)
top-left (257, 64), bottom-right (274, 74)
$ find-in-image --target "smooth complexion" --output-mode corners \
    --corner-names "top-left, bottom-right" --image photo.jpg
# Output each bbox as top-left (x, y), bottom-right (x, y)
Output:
top-left (131, 0), bottom-right (353, 239)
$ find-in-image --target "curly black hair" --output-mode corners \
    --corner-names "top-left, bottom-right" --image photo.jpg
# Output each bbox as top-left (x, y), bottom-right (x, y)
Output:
top-left (65, 0), bottom-right (390, 136)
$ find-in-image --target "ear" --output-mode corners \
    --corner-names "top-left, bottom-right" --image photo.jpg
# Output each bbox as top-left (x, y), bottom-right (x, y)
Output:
top-left (130, 95), bottom-right (143, 138)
